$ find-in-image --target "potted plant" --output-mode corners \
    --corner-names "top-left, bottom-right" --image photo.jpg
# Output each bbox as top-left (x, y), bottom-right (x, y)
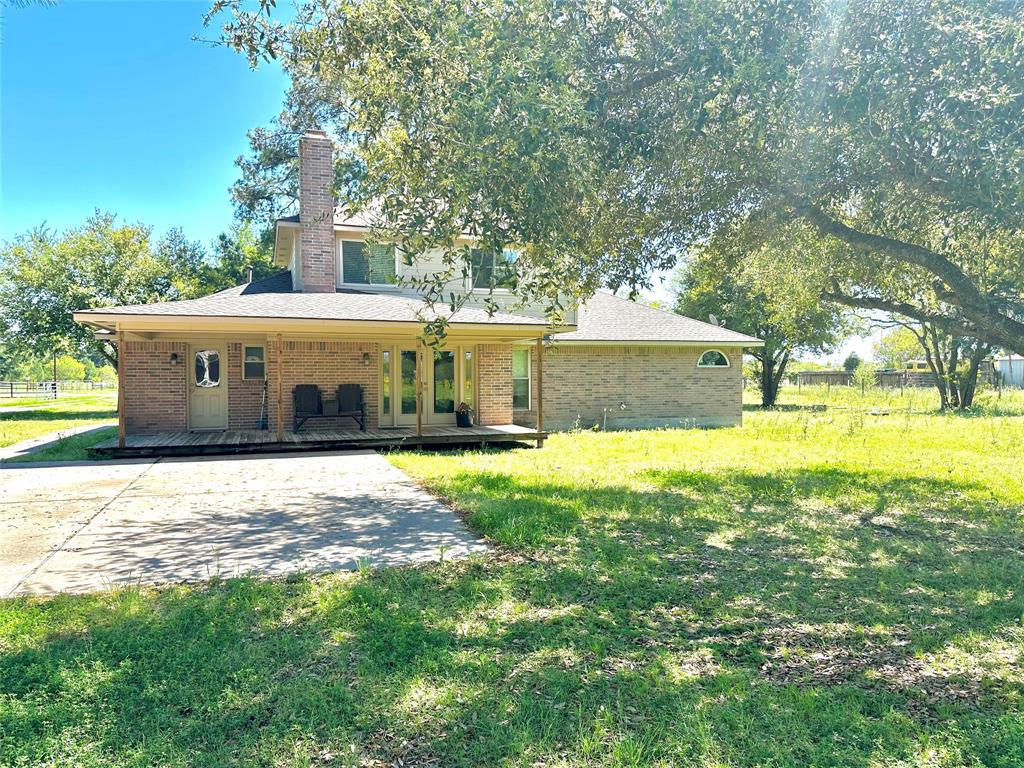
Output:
top-left (456, 402), bottom-right (475, 428)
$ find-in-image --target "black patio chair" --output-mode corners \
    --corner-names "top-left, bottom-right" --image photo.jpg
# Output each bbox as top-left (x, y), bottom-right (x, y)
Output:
top-left (335, 383), bottom-right (368, 431)
top-left (292, 384), bottom-right (322, 432)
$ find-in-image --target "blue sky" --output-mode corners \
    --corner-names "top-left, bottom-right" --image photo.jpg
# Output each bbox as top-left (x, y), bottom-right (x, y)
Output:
top-left (1, 0), bottom-right (289, 246)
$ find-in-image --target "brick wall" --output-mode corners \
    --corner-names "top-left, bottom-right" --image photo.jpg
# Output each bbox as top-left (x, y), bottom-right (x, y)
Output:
top-left (513, 344), bottom-right (743, 430)
top-left (266, 339), bottom-right (380, 432)
top-left (476, 344), bottom-right (512, 425)
top-left (122, 340), bottom-right (188, 434)
top-left (298, 130), bottom-right (337, 292)
top-left (227, 342), bottom-right (268, 430)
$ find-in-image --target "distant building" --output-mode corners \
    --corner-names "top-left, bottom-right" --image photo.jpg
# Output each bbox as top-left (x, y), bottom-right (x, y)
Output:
top-left (996, 355), bottom-right (1024, 388)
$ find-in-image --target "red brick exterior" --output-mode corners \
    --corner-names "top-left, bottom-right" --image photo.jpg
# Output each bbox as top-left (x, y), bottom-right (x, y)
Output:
top-left (118, 338), bottom-right (744, 437)
top-left (227, 342), bottom-right (268, 430)
top-left (298, 130), bottom-right (336, 293)
top-left (268, 339), bottom-right (380, 432)
top-left (476, 344), bottom-right (512, 426)
top-left (121, 340), bottom-right (188, 434)
top-left (514, 344), bottom-right (743, 430)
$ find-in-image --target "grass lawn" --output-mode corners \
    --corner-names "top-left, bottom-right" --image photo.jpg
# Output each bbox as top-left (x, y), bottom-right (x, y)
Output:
top-left (2, 390), bottom-right (1023, 766)
top-left (0, 393), bottom-right (117, 460)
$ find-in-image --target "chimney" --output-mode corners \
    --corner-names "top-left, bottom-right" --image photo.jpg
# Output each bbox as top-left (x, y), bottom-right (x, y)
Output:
top-left (245, 265), bottom-right (253, 284)
top-left (298, 129), bottom-right (336, 292)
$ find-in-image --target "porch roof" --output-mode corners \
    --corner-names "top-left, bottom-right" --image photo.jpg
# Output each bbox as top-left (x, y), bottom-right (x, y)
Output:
top-left (74, 271), bottom-right (552, 336)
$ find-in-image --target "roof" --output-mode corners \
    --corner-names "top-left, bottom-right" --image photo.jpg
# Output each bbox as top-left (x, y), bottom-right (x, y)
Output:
top-left (556, 292), bottom-right (761, 345)
top-left (276, 205), bottom-right (388, 230)
top-left (75, 271), bottom-right (547, 328)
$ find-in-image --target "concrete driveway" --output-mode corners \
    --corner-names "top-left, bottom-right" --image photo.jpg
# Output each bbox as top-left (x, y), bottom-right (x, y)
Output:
top-left (0, 450), bottom-right (486, 596)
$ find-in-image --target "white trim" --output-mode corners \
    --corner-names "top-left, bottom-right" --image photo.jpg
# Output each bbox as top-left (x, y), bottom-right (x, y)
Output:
top-left (551, 339), bottom-right (761, 347)
top-left (697, 349), bottom-right (731, 368)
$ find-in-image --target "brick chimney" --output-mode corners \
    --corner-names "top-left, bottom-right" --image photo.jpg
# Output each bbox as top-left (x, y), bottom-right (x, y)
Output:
top-left (298, 129), bottom-right (336, 292)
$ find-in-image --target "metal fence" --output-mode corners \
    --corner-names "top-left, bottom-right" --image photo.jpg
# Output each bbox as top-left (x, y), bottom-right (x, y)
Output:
top-left (0, 380), bottom-right (117, 399)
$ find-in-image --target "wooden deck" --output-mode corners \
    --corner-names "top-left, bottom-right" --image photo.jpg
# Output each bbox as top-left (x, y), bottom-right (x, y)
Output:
top-left (89, 424), bottom-right (545, 458)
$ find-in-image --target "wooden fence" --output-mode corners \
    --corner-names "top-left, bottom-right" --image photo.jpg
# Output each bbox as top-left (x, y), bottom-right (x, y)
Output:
top-left (0, 380), bottom-right (116, 399)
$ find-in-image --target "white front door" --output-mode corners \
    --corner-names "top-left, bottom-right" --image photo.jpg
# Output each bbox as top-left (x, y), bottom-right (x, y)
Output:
top-left (188, 344), bottom-right (228, 430)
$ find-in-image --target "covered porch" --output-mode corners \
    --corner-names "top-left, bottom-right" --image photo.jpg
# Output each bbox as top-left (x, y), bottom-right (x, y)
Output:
top-left (89, 423), bottom-right (546, 458)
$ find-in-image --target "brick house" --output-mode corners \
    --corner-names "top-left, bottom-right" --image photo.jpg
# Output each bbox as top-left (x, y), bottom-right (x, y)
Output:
top-left (74, 130), bottom-right (761, 453)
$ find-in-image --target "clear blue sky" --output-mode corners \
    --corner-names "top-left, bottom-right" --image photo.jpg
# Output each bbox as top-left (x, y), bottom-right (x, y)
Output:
top-left (1, 0), bottom-right (289, 246)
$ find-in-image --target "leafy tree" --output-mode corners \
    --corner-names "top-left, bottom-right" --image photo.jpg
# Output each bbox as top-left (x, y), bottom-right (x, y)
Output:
top-left (0, 213), bottom-right (198, 368)
top-left (874, 327), bottom-right (922, 370)
top-left (671, 245), bottom-right (844, 407)
top-left (212, 0), bottom-right (1024, 349)
top-left (16, 355), bottom-right (86, 382)
top-left (208, 222), bottom-right (277, 290)
top-left (842, 354), bottom-right (862, 373)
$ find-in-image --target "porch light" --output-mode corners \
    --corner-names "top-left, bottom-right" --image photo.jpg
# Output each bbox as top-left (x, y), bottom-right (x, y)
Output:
top-left (169, 352), bottom-right (179, 365)
top-left (362, 351), bottom-right (371, 366)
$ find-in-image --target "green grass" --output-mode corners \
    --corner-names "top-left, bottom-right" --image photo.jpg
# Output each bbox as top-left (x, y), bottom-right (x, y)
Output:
top-left (0, 393), bottom-right (117, 450)
top-left (2, 393), bottom-right (1023, 766)
top-left (1, 426), bottom-right (118, 463)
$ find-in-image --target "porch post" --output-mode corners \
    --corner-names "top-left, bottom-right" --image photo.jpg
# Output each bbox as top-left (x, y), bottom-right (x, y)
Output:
top-left (275, 333), bottom-right (284, 441)
top-left (116, 325), bottom-right (126, 449)
top-left (535, 336), bottom-right (544, 448)
top-left (415, 340), bottom-right (424, 437)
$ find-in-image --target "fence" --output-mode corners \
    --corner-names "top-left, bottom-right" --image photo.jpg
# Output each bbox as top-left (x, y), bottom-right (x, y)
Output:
top-left (0, 380), bottom-right (117, 399)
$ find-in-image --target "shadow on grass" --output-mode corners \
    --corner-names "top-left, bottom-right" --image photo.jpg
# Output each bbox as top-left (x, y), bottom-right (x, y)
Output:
top-left (2, 463), bottom-right (1023, 765)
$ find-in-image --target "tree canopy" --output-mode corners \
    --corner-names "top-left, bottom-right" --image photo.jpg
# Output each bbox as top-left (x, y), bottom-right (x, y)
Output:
top-left (671, 243), bottom-right (844, 406)
top-left (213, 0), bottom-right (1024, 349)
top-left (0, 214), bottom-right (276, 368)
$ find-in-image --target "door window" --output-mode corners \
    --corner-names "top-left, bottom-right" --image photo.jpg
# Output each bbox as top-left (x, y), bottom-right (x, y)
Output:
top-left (400, 350), bottom-right (418, 415)
top-left (433, 351), bottom-right (455, 414)
top-left (194, 350), bottom-right (221, 388)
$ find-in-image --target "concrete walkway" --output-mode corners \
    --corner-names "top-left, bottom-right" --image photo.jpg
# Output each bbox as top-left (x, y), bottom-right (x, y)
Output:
top-left (0, 450), bottom-right (486, 596)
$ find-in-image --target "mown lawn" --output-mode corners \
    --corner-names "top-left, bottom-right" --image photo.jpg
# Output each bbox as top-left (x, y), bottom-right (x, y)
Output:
top-left (0, 393), bottom-right (117, 458)
top-left (2, 392), bottom-right (1023, 766)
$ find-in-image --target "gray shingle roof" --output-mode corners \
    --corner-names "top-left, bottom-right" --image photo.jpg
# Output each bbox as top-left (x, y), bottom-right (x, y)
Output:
top-left (76, 271), bottom-right (547, 327)
top-left (557, 291), bottom-right (761, 345)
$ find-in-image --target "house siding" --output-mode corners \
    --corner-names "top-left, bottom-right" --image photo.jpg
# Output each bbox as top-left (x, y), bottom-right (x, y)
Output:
top-left (227, 342), bottom-right (268, 430)
top-left (514, 344), bottom-right (743, 430)
top-left (121, 340), bottom-right (188, 434)
top-left (268, 339), bottom-right (380, 432)
top-left (476, 344), bottom-right (513, 426)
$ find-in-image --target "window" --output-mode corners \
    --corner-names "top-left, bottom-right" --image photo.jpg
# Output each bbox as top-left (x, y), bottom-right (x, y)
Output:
top-left (471, 248), bottom-right (516, 290)
top-left (463, 350), bottom-right (474, 408)
top-left (512, 348), bottom-right (530, 409)
top-left (243, 346), bottom-right (265, 380)
top-left (194, 350), bottom-right (221, 387)
top-left (341, 240), bottom-right (397, 285)
top-left (381, 350), bottom-right (391, 415)
top-left (433, 351), bottom-right (456, 414)
top-left (697, 350), bottom-right (730, 368)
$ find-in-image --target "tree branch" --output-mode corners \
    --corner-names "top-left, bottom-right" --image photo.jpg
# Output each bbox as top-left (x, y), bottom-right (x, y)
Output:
top-left (794, 201), bottom-right (1024, 354)
top-left (820, 289), bottom-right (976, 338)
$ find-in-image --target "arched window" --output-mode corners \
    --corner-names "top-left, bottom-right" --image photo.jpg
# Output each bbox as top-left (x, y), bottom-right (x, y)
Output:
top-left (697, 350), bottom-right (730, 368)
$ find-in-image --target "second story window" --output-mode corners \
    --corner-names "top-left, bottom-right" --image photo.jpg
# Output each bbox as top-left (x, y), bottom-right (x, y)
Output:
top-left (471, 248), bottom-right (517, 290)
top-left (341, 240), bottom-right (397, 285)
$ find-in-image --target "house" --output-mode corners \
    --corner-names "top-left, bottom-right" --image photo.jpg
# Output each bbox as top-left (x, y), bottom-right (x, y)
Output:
top-left (74, 130), bottom-right (761, 454)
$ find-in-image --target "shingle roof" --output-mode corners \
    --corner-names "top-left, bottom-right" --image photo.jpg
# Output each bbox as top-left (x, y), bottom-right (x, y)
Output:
top-left (557, 291), bottom-right (761, 345)
top-left (76, 271), bottom-right (547, 327)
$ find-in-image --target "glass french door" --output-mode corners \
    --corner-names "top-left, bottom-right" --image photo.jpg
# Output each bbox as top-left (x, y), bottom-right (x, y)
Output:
top-left (381, 345), bottom-right (473, 427)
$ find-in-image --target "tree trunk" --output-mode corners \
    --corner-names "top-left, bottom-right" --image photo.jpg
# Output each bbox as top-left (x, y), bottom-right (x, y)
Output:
top-left (760, 355), bottom-right (777, 407)
top-left (756, 348), bottom-right (790, 407)
top-left (955, 343), bottom-right (988, 409)
top-left (946, 339), bottom-right (962, 410)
